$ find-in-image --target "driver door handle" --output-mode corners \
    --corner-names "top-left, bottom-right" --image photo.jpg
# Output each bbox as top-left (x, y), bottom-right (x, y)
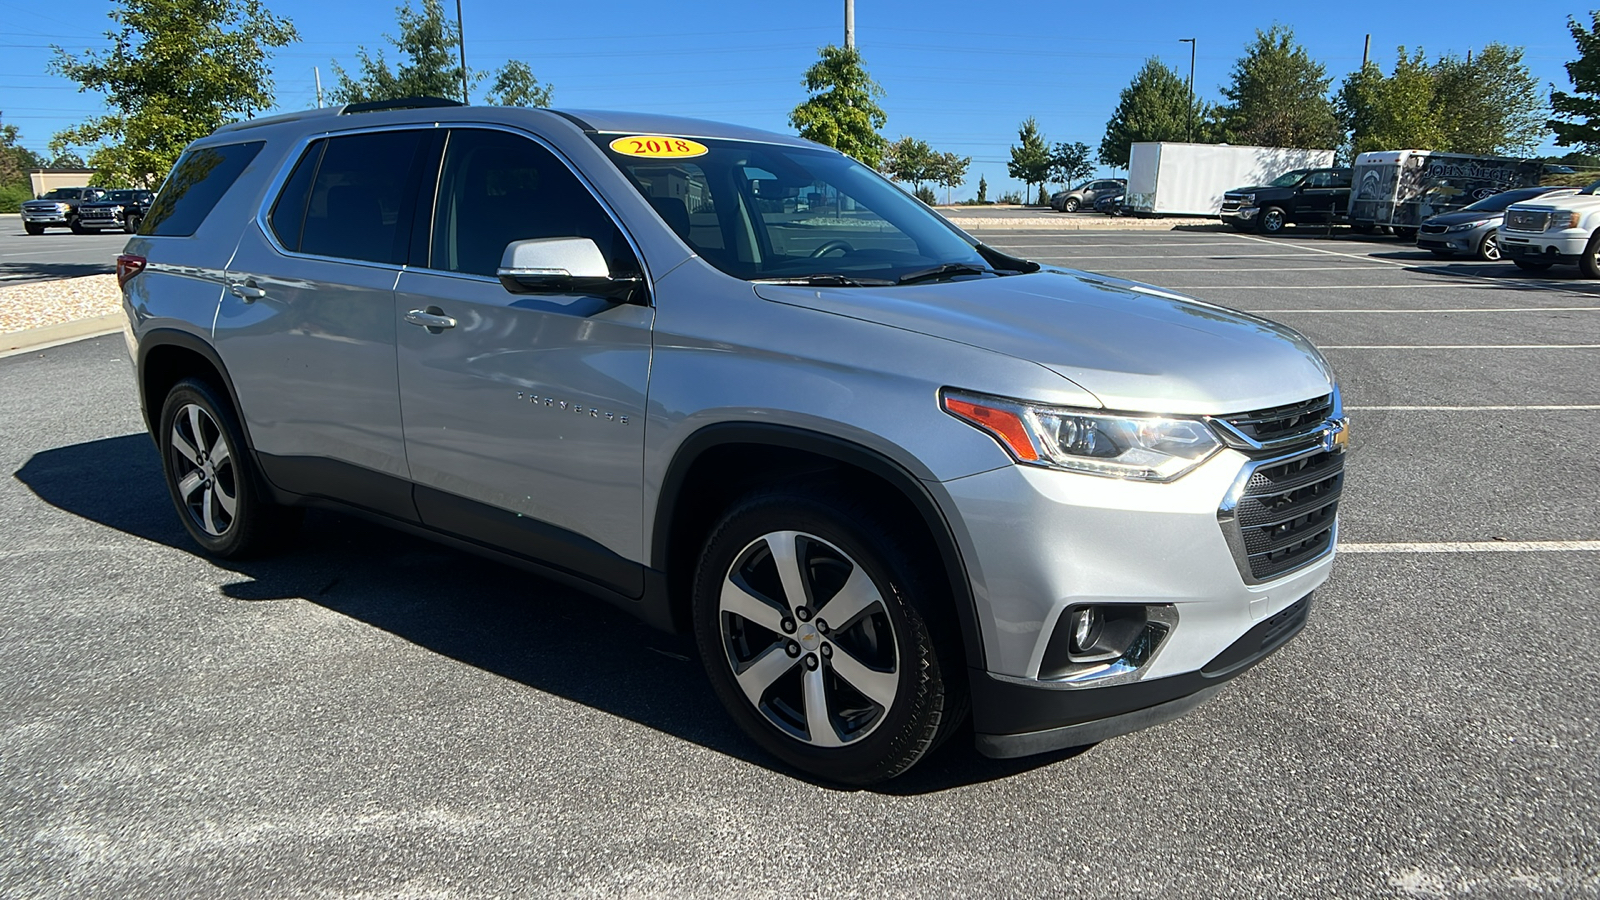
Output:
top-left (404, 308), bottom-right (457, 331)
top-left (228, 280), bottom-right (266, 301)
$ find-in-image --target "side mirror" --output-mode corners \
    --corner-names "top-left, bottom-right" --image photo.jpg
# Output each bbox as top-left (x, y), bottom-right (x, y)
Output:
top-left (497, 237), bottom-right (644, 303)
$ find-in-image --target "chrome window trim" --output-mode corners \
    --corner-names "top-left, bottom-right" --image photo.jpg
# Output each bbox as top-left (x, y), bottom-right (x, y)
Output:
top-left (251, 120), bottom-right (656, 301)
top-left (1207, 385), bottom-right (1343, 455)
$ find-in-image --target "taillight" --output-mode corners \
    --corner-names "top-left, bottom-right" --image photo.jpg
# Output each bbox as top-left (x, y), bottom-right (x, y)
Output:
top-left (116, 254), bottom-right (146, 288)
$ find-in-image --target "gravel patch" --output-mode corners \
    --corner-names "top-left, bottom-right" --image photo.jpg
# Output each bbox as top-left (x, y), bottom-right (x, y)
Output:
top-left (0, 276), bottom-right (121, 334)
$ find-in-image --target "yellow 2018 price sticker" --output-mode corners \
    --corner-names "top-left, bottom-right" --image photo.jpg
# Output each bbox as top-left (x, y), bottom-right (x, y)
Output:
top-left (609, 135), bottom-right (709, 159)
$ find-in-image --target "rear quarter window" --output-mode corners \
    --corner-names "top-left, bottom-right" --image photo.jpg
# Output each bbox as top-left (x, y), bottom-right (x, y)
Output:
top-left (140, 141), bottom-right (265, 237)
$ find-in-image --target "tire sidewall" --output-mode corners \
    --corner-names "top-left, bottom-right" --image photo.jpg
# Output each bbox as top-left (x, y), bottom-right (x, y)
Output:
top-left (158, 378), bottom-right (262, 558)
top-left (1258, 207), bottom-right (1285, 234)
top-left (690, 492), bottom-right (949, 785)
top-left (1477, 228), bottom-right (1500, 262)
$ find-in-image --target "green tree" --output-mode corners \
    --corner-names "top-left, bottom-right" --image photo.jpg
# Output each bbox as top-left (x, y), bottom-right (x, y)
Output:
top-left (880, 136), bottom-right (934, 188)
top-left (976, 174), bottom-right (988, 203)
top-left (1, 118), bottom-right (46, 187)
top-left (1433, 44), bottom-right (1545, 155)
top-left (484, 60), bottom-right (552, 107)
top-left (1551, 12), bottom-right (1600, 155)
top-left (1050, 141), bottom-right (1093, 188)
top-left (1217, 25), bottom-right (1339, 149)
top-left (49, 0), bottom-right (298, 188)
top-left (1099, 58), bottom-right (1196, 167)
top-left (1337, 48), bottom-right (1444, 156)
top-left (333, 0), bottom-right (463, 103)
top-left (1007, 117), bottom-right (1052, 205)
top-left (930, 150), bottom-right (970, 205)
top-left (789, 45), bottom-right (888, 167)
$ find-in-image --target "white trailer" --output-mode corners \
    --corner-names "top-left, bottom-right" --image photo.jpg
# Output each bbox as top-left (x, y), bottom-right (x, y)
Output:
top-left (1125, 142), bottom-right (1335, 216)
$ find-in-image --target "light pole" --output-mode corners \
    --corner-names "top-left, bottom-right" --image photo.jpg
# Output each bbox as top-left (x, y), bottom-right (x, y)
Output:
top-left (456, 0), bottom-right (469, 104)
top-left (1178, 38), bottom-right (1195, 142)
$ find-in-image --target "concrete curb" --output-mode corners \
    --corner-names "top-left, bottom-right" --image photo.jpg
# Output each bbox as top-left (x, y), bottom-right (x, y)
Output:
top-left (0, 313), bottom-right (123, 359)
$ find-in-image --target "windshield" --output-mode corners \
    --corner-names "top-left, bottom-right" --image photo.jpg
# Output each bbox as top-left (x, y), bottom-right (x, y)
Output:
top-left (42, 189), bottom-right (82, 200)
top-left (593, 135), bottom-right (989, 283)
top-left (1462, 188), bottom-right (1554, 212)
top-left (1268, 170), bottom-right (1310, 187)
top-left (107, 190), bottom-right (140, 202)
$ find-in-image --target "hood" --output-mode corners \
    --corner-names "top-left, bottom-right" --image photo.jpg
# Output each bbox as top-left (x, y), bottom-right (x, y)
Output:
top-left (1423, 210), bottom-right (1495, 227)
top-left (1225, 185), bottom-right (1280, 195)
top-left (752, 271), bottom-right (1335, 415)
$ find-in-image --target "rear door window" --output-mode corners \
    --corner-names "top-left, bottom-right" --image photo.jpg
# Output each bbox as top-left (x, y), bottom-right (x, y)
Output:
top-left (296, 130), bottom-right (431, 265)
top-left (141, 141), bottom-right (265, 237)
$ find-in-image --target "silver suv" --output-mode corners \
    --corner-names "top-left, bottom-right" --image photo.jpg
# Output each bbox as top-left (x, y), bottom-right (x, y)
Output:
top-left (118, 99), bottom-right (1345, 785)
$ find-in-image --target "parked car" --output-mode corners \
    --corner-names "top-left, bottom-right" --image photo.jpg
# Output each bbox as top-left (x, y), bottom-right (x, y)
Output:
top-left (20, 186), bottom-right (108, 235)
top-left (1220, 168), bottom-right (1351, 234)
top-left (1049, 178), bottom-right (1125, 212)
top-left (120, 98), bottom-right (1344, 785)
top-left (1498, 180), bottom-right (1600, 274)
top-left (1094, 188), bottom-right (1126, 216)
top-left (76, 189), bottom-right (156, 234)
top-left (1416, 186), bottom-right (1578, 261)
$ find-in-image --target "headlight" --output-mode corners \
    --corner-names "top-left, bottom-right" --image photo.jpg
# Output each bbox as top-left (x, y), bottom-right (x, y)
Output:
top-left (942, 390), bottom-right (1222, 482)
top-left (56, 202), bottom-right (71, 212)
top-left (1240, 193), bottom-right (1256, 205)
top-left (1444, 222), bottom-right (1477, 232)
top-left (1548, 211), bottom-right (1581, 230)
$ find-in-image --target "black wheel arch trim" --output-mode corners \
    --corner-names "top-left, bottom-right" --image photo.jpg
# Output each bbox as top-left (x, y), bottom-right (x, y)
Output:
top-left (653, 421), bottom-right (988, 670)
top-left (136, 327), bottom-right (254, 449)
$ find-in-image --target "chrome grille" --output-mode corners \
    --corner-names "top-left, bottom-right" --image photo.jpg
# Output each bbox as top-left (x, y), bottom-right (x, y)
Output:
top-left (81, 208), bottom-right (116, 220)
top-left (1505, 208), bottom-right (1549, 233)
top-left (1419, 223), bottom-right (1449, 235)
top-left (1212, 393), bottom-right (1333, 453)
top-left (1221, 447), bottom-right (1344, 582)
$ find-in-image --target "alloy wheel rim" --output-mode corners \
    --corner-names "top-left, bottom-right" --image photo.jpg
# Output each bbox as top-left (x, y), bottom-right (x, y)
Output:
top-left (719, 531), bottom-right (900, 747)
top-left (169, 403), bottom-right (238, 537)
top-left (1484, 233), bottom-right (1501, 261)
top-left (1264, 210), bottom-right (1283, 231)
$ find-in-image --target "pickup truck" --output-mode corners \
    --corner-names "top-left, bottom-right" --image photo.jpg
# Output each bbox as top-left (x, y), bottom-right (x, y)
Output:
top-left (20, 187), bottom-right (109, 235)
top-left (1498, 181), bottom-right (1600, 275)
top-left (1221, 168), bottom-right (1352, 235)
top-left (75, 189), bottom-right (156, 234)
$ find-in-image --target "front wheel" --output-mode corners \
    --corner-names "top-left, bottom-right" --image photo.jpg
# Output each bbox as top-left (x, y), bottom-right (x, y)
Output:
top-left (1256, 206), bottom-right (1287, 234)
top-left (68, 218), bottom-right (87, 235)
top-left (691, 490), bottom-right (962, 785)
top-left (1581, 232), bottom-right (1600, 279)
top-left (1062, 197), bottom-right (1080, 213)
top-left (24, 223), bottom-right (44, 236)
top-left (124, 214), bottom-right (141, 234)
top-left (158, 377), bottom-right (300, 558)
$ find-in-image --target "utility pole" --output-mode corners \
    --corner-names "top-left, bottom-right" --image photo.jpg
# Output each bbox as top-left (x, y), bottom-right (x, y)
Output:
top-left (314, 66), bottom-right (323, 108)
top-left (845, 0), bottom-right (855, 49)
top-left (1362, 34), bottom-right (1370, 67)
top-left (455, 0), bottom-right (469, 104)
top-left (1179, 38), bottom-right (1195, 142)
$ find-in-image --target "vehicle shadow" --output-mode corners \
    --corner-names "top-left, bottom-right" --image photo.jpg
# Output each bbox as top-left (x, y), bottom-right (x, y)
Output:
top-left (14, 433), bottom-right (1087, 795)
top-left (0, 260), bottom-right (117, 282)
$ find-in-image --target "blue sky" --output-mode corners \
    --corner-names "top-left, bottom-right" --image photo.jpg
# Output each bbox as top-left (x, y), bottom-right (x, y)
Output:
top-left (0, 0), bottom-right (1587, 196)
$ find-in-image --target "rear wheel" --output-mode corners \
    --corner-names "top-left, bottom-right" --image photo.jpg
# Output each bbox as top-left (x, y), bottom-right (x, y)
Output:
top-left (691, 489), bottom-right (962, 785)
top-left (1476, 229), bottom-right (1501, 262)
top-left (1513, 259), bottom-right (1553, 273)
top-left (1257, 206), bottom-right (1287, 235)
top-left (24, 223), bottom-right (44, 236)
top-left (158, 377), bottom-right (300, 558)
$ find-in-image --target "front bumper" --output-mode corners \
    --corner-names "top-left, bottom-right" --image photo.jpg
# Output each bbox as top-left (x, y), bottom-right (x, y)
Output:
top-left (940, 442), bottom-right (1334, 755)
top-left (1220, 206), bottom-right (1259, 225)
top-left (21, 211), bottom-right (70, 224)
top-left (1498, 229), bottom-right (1586, 264)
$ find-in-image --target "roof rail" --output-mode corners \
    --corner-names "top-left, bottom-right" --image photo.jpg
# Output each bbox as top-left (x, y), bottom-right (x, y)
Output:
top-left (214, 106), bottom-right (341, 134)
top-left (340, 97), bottom-right (466, 115)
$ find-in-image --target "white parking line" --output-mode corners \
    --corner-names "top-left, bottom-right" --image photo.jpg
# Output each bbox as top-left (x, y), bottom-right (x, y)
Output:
top-left (1341, 541), bottom-right (1600, 553)
top-left (1254, 307), bottom-right (1600, 313)
top-left (1345, 405), bottom-right (1600, 411)
top-left (1321, 344), bottom-right (1600, 349)
top-left (1036, 253), bottom-right (1321, 259)
top-left (1165, 284), bottom-right (1473, 290)
top-left (1098, 266), bottom-right (1396, 273)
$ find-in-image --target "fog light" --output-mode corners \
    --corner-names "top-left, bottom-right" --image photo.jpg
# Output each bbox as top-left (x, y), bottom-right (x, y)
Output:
top-left (1070, 607), bottom-right (1103, 654)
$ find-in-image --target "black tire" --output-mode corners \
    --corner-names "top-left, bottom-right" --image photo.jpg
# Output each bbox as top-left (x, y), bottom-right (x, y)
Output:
top-left (1513, 259), bottom-right (1554, 273)
top-left (1393, 227), bottom-right (1418, 241)
top-left (1476, 229), bottom-right (1501, 262)
top-left (1256, 206), bottom-right (1287, 235)
top-left (124, 214), bottom-right (141, 234)
top-left (1351, 222), bottom-right (1376, 235)
top-left (158, 377), bottom-right (301, 558)
top-left (691, 489), bottom-right (963, 785)
top-left (69, 217), bottom-right (87, 235)
top-left (1062, 197), bottom-right (1080, 212)
top-left (24, 222), bottom-right (44, 236)
top-left (1581, 232), bottom-right (1600, 279)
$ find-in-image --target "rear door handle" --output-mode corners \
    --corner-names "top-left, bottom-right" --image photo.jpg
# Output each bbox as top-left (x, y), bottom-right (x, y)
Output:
top-left (228, 280), bottom-right (266, 301)
top-left (404, 308), bottom-right (457, 332)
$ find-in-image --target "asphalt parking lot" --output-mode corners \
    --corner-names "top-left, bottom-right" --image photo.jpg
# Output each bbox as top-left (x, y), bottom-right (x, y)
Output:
top-left (2, 229), bottom-right (1596, 898)
top-left (0, 219), bottom-right (127, 286)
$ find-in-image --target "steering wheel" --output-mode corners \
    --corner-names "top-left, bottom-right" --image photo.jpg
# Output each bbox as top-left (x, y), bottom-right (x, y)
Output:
top-left (810, 239), bottom-right (854, 258)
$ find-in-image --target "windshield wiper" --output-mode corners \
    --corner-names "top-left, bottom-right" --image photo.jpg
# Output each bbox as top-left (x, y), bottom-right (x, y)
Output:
top-left (751, 273), bottom-right (893, 287)
top-left (896, 262), bottom-right (997, 284)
